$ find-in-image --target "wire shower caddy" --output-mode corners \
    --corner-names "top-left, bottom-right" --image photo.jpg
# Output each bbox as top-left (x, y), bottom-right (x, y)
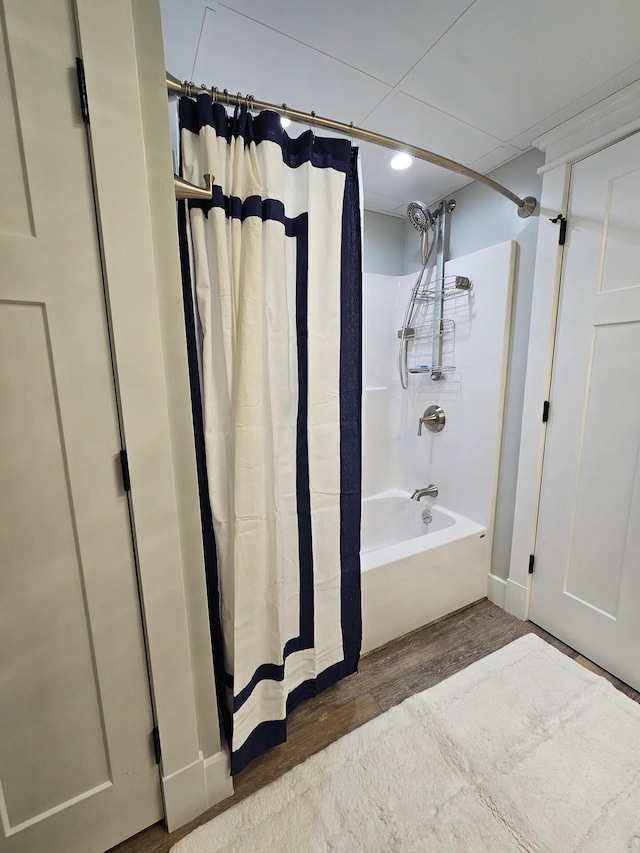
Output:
top-left (397, 274), bottom-right (472, 379)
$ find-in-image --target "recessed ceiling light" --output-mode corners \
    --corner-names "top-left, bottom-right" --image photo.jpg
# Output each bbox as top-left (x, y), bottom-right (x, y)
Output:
top-left (390, 152), bottom-right (412, 171)
top-left (280, 117), bottom-right (291, 129)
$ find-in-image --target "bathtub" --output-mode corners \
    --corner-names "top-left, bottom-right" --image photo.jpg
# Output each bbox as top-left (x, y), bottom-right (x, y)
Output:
top-left (360, 490), bottom-right (490, 654)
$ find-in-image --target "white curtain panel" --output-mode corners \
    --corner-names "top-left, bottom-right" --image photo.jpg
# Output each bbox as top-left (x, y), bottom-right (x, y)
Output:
top-left (179, 96), bottom-right (363, 774)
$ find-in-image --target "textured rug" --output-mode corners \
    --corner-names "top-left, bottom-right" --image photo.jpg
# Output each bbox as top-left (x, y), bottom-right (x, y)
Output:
top-left (173, 635), bottom-right (640, 852)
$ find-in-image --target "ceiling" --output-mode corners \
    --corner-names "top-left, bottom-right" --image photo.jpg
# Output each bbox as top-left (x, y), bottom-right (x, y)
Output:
top-left (160, 0), bottom-right (640, 216)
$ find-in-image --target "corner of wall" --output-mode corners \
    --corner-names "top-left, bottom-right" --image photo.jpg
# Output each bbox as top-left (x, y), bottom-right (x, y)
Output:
top-left (504, 578), bottom-right (530, 621)
top-left (487, 573), bottom-right (507, 609)
top-left (131, 0), bottom-right (227, 798)
top-left (363, 209), bottom-right (406, 276)
top-left (160, 747), bottom-right (233, 832)
top-left (204, 749), bottom-right (235, 806)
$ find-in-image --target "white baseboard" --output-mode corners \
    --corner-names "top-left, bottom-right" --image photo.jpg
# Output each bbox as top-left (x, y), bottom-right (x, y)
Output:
top-left (161, 756), bottom-right (208, 833)
top-left (486, 573), bottom-right (507, 609)
top-left (504, 578), bottom-right (529, 621)
top-left (161, 748), bottom-right (233, 831)
top-left (204, 749), bottom-right (234, 806)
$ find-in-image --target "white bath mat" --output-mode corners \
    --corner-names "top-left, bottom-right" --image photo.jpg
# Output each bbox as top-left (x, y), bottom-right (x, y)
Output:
top-left (172, 635), bottom-right (640, 852)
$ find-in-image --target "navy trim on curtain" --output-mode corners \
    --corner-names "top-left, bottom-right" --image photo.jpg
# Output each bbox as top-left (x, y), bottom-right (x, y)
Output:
top-left (178, 96), bottom-right (363, 775)
top-left (176, 200), bottom-right (232, 746)
top-left (230, 212), bottom-right (317, 717)
top-left (229, 153), bottom-right (363, 772)
top-left (180, 95), bottom-right (354, 175)
top-left (338, 148), bottom-right (364, 673)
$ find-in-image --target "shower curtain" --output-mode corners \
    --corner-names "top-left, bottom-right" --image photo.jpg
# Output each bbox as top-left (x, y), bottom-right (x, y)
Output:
top-left (178, 94), bottom-right (362, 774)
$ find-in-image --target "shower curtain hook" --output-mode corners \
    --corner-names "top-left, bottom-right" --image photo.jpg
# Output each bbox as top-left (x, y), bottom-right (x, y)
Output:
top-left (212, 86), bottom-right (219, 103)
top-left (349, 121), bottom-right (354, 147)
top-left (310, 109), bottom-right (316, 144)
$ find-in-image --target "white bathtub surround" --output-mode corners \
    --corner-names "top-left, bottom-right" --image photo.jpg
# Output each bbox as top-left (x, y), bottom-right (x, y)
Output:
top-left (172, 634), bottom-right (640, 853)
top-left (360, 491), bottom-right (488, 653)
top-left (363, 241), bottom-right (515, 522)
top-left (361, 241), bottom-right (516, 648)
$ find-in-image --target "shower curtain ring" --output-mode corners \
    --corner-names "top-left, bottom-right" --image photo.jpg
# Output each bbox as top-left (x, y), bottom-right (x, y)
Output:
top-left (310, 109), bottom-right (316, 143)
top-left (212, 86), bottom-right (218, 103)
top-left (223, 88), bottom-right (229, 106)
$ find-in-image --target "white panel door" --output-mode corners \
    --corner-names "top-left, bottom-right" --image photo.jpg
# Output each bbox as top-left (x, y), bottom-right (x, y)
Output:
top-left (530, 131), bottom-right (640, 690)
top-left (0, 2), bottom-right (162, 852)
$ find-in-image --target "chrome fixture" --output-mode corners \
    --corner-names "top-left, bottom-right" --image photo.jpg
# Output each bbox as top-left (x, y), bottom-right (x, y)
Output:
top-left (411, 485), bottom-right (438, 501)
top-left (174, 172), bottom-right (214, 201)
top-left (407, 201), bottom-right (436, 265)
top-left (431, 201), bottom-right (450, 380)
top-left (166, 72), bottom-right (538, 217)
top-left (397, 202), bottom-right (471, 386)
top-left (407, 200), bottom-right (435, 232)
top-left (411, 484), bottom-right (439, 525)
top-left (418, 405), bottom-right (446, 435)
top-left (397, 201), bottom-right (440, 387)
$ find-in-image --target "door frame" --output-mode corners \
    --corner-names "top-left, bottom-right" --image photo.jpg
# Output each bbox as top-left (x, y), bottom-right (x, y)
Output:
top-left (506, 81), bottom-right (640, 621)
top-left (72, 0), bottom-right (232, 832)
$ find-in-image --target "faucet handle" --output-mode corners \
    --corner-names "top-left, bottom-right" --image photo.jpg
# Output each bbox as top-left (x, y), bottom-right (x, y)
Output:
top-left (418, 405), bottom-right (446, 435)
top-left (417, 412), bottom-right (434, 436)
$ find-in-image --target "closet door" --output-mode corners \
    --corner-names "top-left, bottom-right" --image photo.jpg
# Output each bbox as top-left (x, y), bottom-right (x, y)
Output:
top-left (529, 131), bottom-right (640, 690)
top-left (0, 2), bottom-right (162, 851)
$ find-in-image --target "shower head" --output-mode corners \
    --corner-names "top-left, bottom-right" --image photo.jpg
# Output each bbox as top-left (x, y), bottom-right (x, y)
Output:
top-left (407, 200), bottom-right (433, 233)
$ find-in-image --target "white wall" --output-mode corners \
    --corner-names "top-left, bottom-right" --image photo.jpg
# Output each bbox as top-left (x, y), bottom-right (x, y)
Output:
top-left (403, 150), bottom-right (544, 579)
top-left (363, 242), bottom-right (515, 538)
top-left (133, 0), bottom-right (232, 811)
top-left (363, 209), bottom-right (405, 275)
top-left (134, 5), bottom-right (222, 760)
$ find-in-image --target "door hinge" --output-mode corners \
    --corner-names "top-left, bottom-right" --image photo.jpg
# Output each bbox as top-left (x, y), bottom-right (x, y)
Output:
top-left (119, 449), bottom-right (131, 492)
top-left (528, 554), bottom-right (535, 575)
top-left (542, 400), bottom-right (550, 423)
top-left (152, 726), bottom-right (162, 765)
top-left (75, 57), bottom-right (90, 124)
top-left (549, 214), bottom-right (567, 246)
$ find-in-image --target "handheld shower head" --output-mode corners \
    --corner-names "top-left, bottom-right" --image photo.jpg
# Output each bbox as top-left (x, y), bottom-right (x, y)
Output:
top-left (407, 201), bottom-right (436, 266)
top-left (407, 200), bottom-right (433, 233)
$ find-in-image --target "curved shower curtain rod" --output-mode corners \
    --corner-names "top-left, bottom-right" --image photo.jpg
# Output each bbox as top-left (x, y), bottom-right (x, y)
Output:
top-left (167, 72), bottom-right (537, 218)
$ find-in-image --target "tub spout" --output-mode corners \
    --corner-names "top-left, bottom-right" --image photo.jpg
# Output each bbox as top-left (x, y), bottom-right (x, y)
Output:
top-left (412, 485), bottom-right (438, 525)
top-left (411, 485), bottom-right (438, 501)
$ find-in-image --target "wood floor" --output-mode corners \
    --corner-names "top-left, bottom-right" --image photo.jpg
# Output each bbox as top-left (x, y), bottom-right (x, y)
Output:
top-left (111, 600), bottom-right (640, 853)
